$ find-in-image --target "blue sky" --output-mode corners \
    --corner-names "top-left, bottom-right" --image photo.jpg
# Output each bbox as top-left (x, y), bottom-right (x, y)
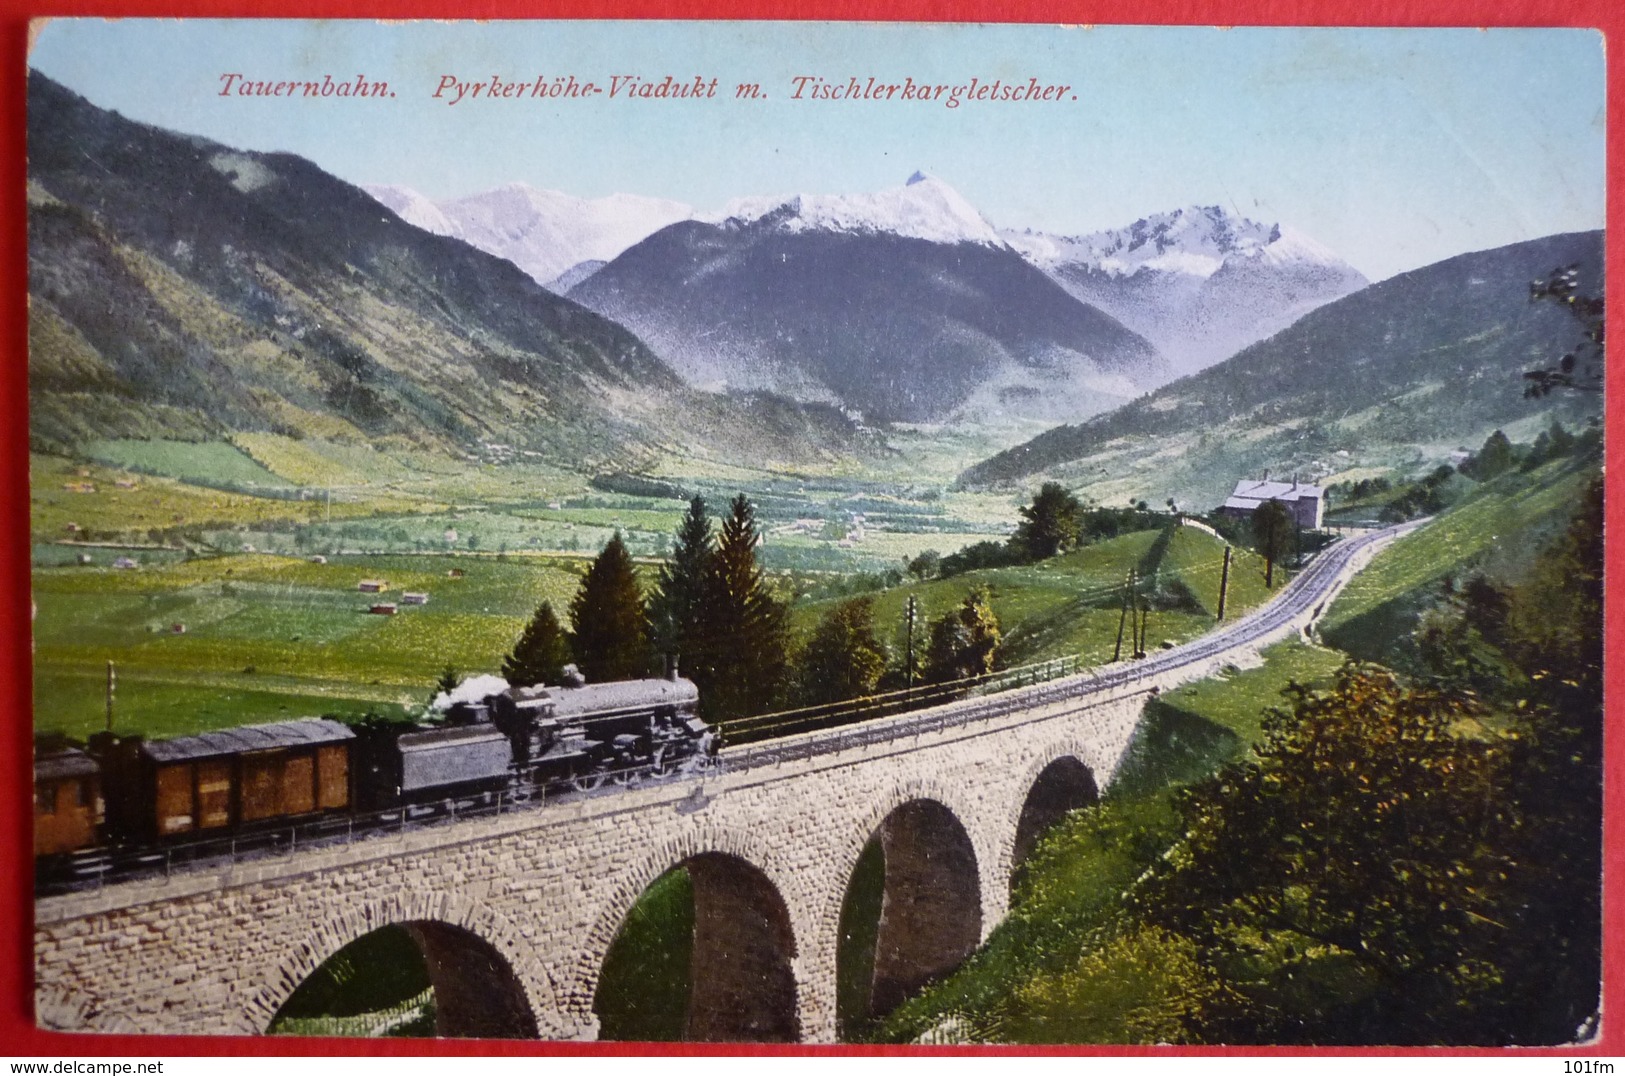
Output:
top-left (28, 20), bottom-right (1605, 281)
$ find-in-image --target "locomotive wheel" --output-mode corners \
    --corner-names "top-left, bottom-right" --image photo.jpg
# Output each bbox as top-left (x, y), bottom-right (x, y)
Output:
top-left (572, 771), bottom-right (606, 792)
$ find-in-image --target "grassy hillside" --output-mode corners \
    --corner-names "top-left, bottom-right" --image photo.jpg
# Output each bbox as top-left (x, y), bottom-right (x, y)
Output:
top-left (788, 523), bottom-right (1276, 670)
top-left (1320, 452), bottom-right (1598, 666)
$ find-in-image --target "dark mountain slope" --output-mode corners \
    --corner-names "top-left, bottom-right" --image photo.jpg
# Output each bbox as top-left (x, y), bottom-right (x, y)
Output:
top-left (960, 230), bottom-right (1604, 495)
top-left (570, 212), bottom-right (1167, 424)
top-left (27, 71), bottom-right (870, 469)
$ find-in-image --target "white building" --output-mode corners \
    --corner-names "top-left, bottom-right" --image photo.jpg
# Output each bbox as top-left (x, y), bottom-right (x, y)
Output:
top-left (1220, 476), bottom-right (1324, 529)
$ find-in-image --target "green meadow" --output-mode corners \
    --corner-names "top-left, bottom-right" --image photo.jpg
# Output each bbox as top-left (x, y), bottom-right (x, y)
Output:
top-left (32, 432), bottom-right (1223, 742)
top-left (1320, 453), bottom-right (1597, 664)
top-left (32, 551), bottom-right (588, 739)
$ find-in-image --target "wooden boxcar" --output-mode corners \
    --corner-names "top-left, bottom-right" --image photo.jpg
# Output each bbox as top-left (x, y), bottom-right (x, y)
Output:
top-left (34, 747), bottom-right (104, 857)
top-left (110, 718), bottom-right (355, 842)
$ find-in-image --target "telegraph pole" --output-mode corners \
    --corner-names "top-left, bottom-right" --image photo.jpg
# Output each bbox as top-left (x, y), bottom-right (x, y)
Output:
top-left (1217, 546), bottom-right (1232, 621)
top-left (105, 660), bottom-right (116, 732)
top-left (1113, 569), bottom-right (1134, 662)
top-left (1135, 596), bottom-right (1148, 659)
top-left (904, 594), bottom-right (919, 690)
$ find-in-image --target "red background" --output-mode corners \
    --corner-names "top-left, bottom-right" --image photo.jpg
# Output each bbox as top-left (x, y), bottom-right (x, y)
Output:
top-left (1, 0), bottom-right (1619, 1057)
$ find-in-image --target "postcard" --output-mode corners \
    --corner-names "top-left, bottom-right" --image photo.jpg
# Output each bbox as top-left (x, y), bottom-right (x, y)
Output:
top-left (25, 19), bottom-right (1606, 1046)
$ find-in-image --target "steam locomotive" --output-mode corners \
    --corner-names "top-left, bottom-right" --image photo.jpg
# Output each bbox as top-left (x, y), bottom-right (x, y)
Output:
top-left (34, 666), bottom-right (714, 881)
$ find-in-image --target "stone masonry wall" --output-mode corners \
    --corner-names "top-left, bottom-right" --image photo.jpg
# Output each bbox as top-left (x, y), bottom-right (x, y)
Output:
top-left (36, 682), bottom-right (1155, 1043)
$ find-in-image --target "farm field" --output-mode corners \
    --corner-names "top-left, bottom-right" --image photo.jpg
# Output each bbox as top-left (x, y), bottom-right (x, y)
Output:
top-left (31, 551), bottom-right (590, 740)
top-left (32, 431), bottom-right (1290, 745)
top-left (32, 432), bottom-right (1085, 740)
top-left (33, 433), bottom-right (1030, 570)
top-left (32, 512), bottom-right (1287, 744)
top-left (85, 438), bottom-right (295, 490)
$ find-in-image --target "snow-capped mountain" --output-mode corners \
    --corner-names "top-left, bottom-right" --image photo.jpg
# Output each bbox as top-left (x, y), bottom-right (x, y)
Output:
top-left (1005, 206), bottom-right (1368, 379)
top-left (704, 171), bottom-right (1004, 246)
top-left (360, 175), bottom-right (1364, 423)
top-left (364, 184), bottom-right (458, 236)
top-left (569, 174), bottom-right (1167, 424)
top-left (364, 182), bottom-right (694, 289)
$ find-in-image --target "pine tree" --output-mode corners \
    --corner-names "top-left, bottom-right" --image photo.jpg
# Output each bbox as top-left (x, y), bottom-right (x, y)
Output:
top-left (501, 600), bottom-right (571, 687)
top-left (924, 586), bottom-right (1002, 684)
top-left (427, 663), bottom-right (461, 708)
top-left (648, 496), bottom-right (713, 671)
top-left (796, 597), bottom-right (887, 706)
top-left (569, 533), bottom-right (651, 683)
top-left (1469, 429), bottom-right (1517, 479)
top-left (1012, 482), bottom-right (1085, 561)
top-left (698, 494), bottom-right (788, 721)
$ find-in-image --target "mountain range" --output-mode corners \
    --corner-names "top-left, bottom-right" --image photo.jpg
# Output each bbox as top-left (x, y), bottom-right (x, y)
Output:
top-left (369, 176), bottom-right (1367, 421)
top-left (26, 71), bottom-right (872, 470)
top-left (32, 66), bottom-right (1589, 505)
top-left (363, 183), bottom-right (694, 291)
top-left (1004, 205), bottom-right (1369, 379)
top-left (566, 173), bottom-right (1168, 425)
top-left (959, 228), bottom-right (1604, 506)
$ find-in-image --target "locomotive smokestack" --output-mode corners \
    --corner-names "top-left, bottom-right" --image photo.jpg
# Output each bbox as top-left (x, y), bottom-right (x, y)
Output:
top-left (666, 653), bottom-right (681, 681)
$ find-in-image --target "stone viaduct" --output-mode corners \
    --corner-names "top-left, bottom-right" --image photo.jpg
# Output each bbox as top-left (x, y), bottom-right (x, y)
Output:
top-left (33, 525), bottom-right (1411, 1043)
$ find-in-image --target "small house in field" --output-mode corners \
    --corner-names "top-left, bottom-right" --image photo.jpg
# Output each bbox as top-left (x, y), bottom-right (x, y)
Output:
top-left (402, 592), bottom-right (429, 605)
top-left (447, 568), bottom-right (466, 579)
top-left (308, 555), bottom-right (327, 564)
top-left (369, 603), bottom-right (398, 616)
top-left (170, 623), bottom-right (187, 634)
top-left (358, 579), bottom-right (388, 593)
top-left (65, 522), bottom-right (80, 534)
top-left (76, 553), bottom-right (93, 565)
top-left (1219, 474), bottom-right (1324, 529)
top-left (112, 556), bottom-right (138, 570)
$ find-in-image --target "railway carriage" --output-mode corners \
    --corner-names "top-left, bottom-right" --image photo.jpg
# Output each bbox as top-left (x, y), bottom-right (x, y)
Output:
top-left (34, 669), bottom-right (715, 887)
top-left (96, 718), bottom-right (355, 843)
top-left (34, 746), bottom-right (104, 858)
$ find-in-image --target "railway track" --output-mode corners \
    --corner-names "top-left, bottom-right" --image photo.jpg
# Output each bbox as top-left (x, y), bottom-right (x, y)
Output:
top-left (38, 520), bottom-right (1423, 895)
top-left (716, 518), bottom-right (1426, 773)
